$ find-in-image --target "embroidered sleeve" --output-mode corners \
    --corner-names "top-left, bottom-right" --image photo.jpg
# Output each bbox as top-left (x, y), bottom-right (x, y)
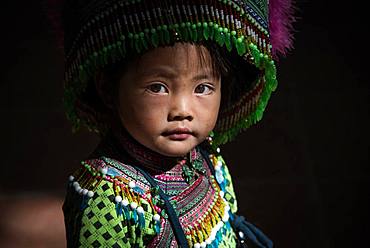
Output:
top-left (210, 154), bottom-right (238, 214)
top-left (63, 159), bottom-right (162, 247)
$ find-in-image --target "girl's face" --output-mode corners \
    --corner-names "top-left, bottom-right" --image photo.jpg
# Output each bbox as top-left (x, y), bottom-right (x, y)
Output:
top-left (117, 43), bottom-right (221, 157)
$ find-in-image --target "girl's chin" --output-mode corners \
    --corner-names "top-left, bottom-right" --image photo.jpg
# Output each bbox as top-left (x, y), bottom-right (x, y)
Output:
top-left (157, 149), bottom-right (193, 158)
top-left (155, 143), bottom-right (197, 157)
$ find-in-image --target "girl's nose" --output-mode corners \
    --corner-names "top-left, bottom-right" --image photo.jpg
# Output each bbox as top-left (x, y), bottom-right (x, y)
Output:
top-left (168, 94), bottom-right (194, 122)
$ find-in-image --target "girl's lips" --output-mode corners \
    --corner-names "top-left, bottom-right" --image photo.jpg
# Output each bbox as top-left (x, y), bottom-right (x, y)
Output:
top-left (162, 128), bottom-right (193, 140)
top-left (166, 133), bottom-right (192, 140)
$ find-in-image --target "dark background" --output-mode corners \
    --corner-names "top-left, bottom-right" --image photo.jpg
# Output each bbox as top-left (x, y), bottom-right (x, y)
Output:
top-left (1, 0), bottom-right (369, 247)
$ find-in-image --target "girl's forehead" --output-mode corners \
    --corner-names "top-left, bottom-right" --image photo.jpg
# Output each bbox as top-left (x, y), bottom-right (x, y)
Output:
top-left (134, 43), bottom-right (215, 73)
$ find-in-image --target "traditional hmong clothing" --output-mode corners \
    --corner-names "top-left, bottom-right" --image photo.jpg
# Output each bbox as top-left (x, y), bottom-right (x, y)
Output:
top-left (63, 130), bottom-right (239, 247)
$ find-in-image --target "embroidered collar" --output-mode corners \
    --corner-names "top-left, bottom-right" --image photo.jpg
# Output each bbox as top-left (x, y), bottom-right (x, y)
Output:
top-left (89, 126), bottom-right (195, 175)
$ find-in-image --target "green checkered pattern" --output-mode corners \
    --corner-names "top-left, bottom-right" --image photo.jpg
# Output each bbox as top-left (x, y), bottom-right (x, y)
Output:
top-left (77, 180), bottom-right (156, 247)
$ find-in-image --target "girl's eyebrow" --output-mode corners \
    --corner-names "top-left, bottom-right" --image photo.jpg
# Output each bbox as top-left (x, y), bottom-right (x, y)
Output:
top-left (139, 66), bottom-right (216, 81)
top-left (139, 67), bottom-right (176, 79)
top-left (192, 74), bottom-right (213, 81)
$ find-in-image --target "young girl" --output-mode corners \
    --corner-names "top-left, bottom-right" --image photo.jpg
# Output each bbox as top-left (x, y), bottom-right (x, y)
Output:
top-left (52, 0), bottom-right (295, 247)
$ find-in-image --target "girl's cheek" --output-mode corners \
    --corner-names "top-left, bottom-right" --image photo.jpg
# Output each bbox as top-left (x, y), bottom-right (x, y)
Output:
top-left (140, 94), bottom-right (168, 107)
top-left (132, 96), bottom-right (167, 115)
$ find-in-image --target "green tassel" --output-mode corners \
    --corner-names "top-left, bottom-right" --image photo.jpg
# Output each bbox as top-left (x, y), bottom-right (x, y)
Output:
top-left (218, 28), bottom-right (225, 47)
top-left (209, 22), bottom-right (215, 40)
top-left (134, 34), bottom-right (141, 53)
top-left (191, 24), bottom-right (198, 42)
top-left (236, 37), bottom-right (246, 56)
top-left (225, 32), bottom-right (232, 52)
top-left (203, 23), bottom-right (209, 40)
top-left (134, 42), bottom-right (141, 53)
top-left (214, 26), bottom-right (220, 45)
top-left (255, 104), bottom-right (263, 121)
top-left (163, 26), bottom-right (170, 44)
top-left (231, 35), bottom-right (237, 49)
top-left (173, 24), bottom-right (181, 42)
top-left (249, 43), bottom-right (261, 67)
top-left (119, 35), bottom-right (126, 56)
top-left (150, 29), bottom-right (159, 48)
top-left (213, 25), bottom-right (218, 43)
top-left (265, 60), bottom-right (278, 91)
top-left (188, 26), bottom-right (193, 41)
top-left (157, 27), bottom-right (164, 45)
top-left (138, 32), bottom-right (147, 52)
top-left (116, 41), bottom-right (123, 58)
top-left (128, 33), bottom-right (134, 51)
top-left (196, 23), bottom-right (203, 42)
top-left (141, 36), bottom-right (148, 51)
top-left (180, 23), bottom-right (189, 41)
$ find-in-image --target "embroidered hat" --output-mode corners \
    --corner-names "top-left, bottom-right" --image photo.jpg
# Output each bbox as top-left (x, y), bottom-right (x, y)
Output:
top-left (48, 0), bottom-right (295, 147)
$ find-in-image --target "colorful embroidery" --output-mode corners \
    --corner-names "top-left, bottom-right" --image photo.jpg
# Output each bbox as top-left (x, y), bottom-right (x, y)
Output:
top-left (64, 149), bottom-right (238, 247)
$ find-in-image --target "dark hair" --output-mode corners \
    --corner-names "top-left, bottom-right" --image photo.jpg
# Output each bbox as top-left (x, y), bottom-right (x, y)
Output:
top-left (78, 40), bottom-right (259, 135)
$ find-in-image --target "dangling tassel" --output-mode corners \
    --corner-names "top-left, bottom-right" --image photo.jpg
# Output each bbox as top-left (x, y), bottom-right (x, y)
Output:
top-left (122, 199), bottom-right (130, 221)
top-left (225, 32), bottom-right (232, 52)
top-left (137, 206), bottom-right (146, 229)
top-left (236, 36), bottom-right (247, 56)
top-left (191, 24), bottom-right (198, 42)
top-left (140, 33), bottom-right (148, 51)
top-left (209, 22), bottom-right (215, 40)
top-left (153, 213), bottom-right (161, 234)
top-left (203, 22), bottom-right (210, 40)
top-left (130, 202), bottom-right (138, 222)
top-left (249, 43), bottom-right (262, 67)
top-left (134, 35), bottom-right (142, 53)
top-left (115, 195), bottom-right (123, 216)
top-left (151, 29), bottom-right (159, 47)
top-left (163, 25), bottom-right (171, 44)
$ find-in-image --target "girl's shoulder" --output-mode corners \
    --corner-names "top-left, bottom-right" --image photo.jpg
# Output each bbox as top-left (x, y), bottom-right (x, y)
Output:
top-left (66, 156), bottom-right (157, 213)
top-left (74, 156), bottom-right (152, 193)
top-left (63, 157), bottom-right (160, 247)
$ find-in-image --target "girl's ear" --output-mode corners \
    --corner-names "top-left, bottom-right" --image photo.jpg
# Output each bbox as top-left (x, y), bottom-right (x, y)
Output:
top-left (94, 71), bottom-right (116, 111)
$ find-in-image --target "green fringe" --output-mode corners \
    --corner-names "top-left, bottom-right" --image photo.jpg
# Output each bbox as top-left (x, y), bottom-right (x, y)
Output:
top-left (211, 55), bottom-right (277, 148)
top-left (64, 21), bottom-right (277, 145)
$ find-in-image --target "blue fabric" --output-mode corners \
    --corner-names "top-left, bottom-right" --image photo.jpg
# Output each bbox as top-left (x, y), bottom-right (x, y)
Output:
top-left (232, 215), bottom-right (273, 248)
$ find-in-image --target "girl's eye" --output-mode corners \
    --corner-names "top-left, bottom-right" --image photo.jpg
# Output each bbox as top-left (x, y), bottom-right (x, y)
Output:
top-left (147, 83), bottom-right (168, 94)
top-left (195, 84), bottom-right (214, 95)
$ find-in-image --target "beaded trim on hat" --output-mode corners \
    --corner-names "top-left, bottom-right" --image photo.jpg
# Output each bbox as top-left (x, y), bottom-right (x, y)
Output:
top-left (62, 0), bottom-right (278, 147)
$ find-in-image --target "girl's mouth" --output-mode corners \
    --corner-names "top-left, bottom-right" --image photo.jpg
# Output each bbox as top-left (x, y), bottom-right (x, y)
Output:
top-left (162, 128), bottom-right (193, 141)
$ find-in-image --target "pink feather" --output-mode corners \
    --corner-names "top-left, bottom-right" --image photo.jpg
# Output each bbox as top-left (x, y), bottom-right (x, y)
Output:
top-left (269, 0), bottom-right (297, 59)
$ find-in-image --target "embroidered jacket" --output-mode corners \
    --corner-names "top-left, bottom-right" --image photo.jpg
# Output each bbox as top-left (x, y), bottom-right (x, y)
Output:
top-left (63, 147), bottom-right (239, 248)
